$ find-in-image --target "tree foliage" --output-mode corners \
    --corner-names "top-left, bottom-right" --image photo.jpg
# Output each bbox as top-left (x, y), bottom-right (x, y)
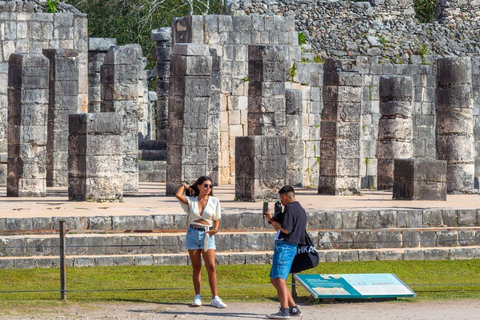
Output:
top-left (413, 0), bottom-right (437, 23)
top-left (65, 0), bottom-right (225, 68)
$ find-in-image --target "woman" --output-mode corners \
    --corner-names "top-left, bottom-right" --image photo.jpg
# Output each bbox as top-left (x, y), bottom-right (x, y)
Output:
top-left (175, 176), bottom-right (227, 308)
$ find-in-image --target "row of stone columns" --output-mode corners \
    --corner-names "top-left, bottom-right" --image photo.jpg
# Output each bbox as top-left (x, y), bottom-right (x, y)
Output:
top-left (318, 57), bottom-right (475, 196)
top-left (7, 43), bottom-right (144, 200)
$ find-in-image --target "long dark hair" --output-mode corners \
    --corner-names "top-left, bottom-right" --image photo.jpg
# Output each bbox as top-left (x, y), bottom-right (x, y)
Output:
top-left (188, 176), bottom-right (214, 197)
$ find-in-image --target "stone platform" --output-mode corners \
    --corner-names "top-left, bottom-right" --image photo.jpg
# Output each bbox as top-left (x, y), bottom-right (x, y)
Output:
top-left (1, 182), bottom-right (480, 269)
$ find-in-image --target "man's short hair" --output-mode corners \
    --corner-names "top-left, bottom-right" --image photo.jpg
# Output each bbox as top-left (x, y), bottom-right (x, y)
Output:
top-left (278, 185), bottom-right (295, 195)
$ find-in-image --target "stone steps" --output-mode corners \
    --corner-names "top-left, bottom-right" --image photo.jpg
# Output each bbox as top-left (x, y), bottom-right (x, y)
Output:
top-left (1, 207), bottom-right (479, 232)
top-left (2, 246), bottom-right (480, 269)
top-left (2, 227), bottom-right (480, 257)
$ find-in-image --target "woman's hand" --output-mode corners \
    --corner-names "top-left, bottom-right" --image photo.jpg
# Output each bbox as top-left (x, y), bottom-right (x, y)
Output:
top-left (176, 183), bottom-right (192, 204)
top-left (206, 229), bottom-right (218, 236)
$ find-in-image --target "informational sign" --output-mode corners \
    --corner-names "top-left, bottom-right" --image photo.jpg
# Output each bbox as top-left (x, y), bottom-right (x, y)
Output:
top-left (294, 274), bottom-right (415, 299)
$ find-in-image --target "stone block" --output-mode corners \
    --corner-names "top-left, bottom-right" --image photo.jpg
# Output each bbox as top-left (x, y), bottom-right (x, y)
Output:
top-left (437, 57), bottom-right (472, 86)
top-left (358, 250), bottom-right (377, 261)
top-left (36, 258), bottom-right (59, 268)
top-left (14, 258), bottom-right (35, 269)
top-left (377, 250), bottom-right (402, 261)
top-left (74, 257), bottom-right (95, 267)
top-left (402, 231), bottom-right (420, 248)
top-left (235, 136), bottom-right (287, 201)
top-left (457, 210), bottom-right (477, 226)
top-left (135, 255), bottom-right (154, 266)
top-left (393, 159), bottom-right (447, 200)
top-left (423, 209), bottom-right (443, 227)
top-left (449, 248), bottom-right (475, 260)
top-left (88, 38), bottom-right (117, 51)
top-left (229, 254), bottom-right (246, 265)
top-left (113, 256), bottom-right (135, 266)
top-left (338, 251), bottom-right (359, 262)
top-left (95, 256), bottom-right (115, 267)
top-left (403, 250), bottom-right (424, 261)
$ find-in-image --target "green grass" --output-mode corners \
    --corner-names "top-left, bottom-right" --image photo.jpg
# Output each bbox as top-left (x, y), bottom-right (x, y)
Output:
top-left (1, 260), bottom-right (480, 307)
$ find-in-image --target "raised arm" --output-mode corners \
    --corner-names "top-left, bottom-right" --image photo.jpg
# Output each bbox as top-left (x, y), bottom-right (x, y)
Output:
top-left (175, 184), bottom-right (192, 205)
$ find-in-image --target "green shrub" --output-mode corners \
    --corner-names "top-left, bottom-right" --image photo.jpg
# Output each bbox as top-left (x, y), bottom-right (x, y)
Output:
top-left (298, 32), bottom-right (307, 46)
top-left (414, 0), bottom-right (437, 23)
top-left (46, 0), bottom-right (59, 13)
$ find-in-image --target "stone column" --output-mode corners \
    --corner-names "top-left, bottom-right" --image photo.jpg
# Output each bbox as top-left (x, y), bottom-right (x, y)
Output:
top-left (377, 75), bottom-right (413, 190)
top-left (208, 48), bottom-right (221, 184)
top-left (247, 45), bottom-right (287, 136)
top-left (101, 44), bottom-right (144, 192)
top-left (436, 57), bottom-right (474, 193)
top-left (88, 38), bottom-right (116, 113)
top-left (68, 113), bottom-right (123, 202)
top-left (318, 59), bottom-right (363, 195)
top-left (166, 44), bottom-right (212, 195)
top-left (7, 53), bottom-right (49, 197)
top-left (235, 136), bottom-right (287, 201)
top-left (151, 28), bottom-right (172, 143)
top-left (43, 49), bottom-right (80, 187)
top-left (285, 88), bottom-right (303, 187)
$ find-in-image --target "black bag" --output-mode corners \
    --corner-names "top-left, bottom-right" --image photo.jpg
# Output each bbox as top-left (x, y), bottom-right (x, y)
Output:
top-left (290, 232), bottom-right (319, 274)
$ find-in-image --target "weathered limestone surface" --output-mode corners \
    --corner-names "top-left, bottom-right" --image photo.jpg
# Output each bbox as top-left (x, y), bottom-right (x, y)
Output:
top-left (208, 48), bottom-right (221, 184)
top-left (436, 58), bottom-right (474, 193)
top-left (235, 135), bottom-right (287, 201)
top-left (101, 44), bottom-right (144, 192)
top-left (172, 15), bottom-right (300, 184)
top-left (151, 28), bottom-right (172, 143)
top-left (377, 75), bottom-right (413, 190)
top-left (165, 43), bottom-right (213, 195)
top-left (0, 3), bottom-right (88, 183)
top-left (68, 113), bottom-right (123, 202)
top-left (393, 159), bottom-right (447, 201)
top-left (318, 59), bottom-right (363, 195)
top-left (285, 88), bottom-right (303, 187)
top-left (43, 49), bottom-right (80, 187)
top-left (7, 53), bottom-right (49, 197)
top-left (247, 45), bottom-right (287, 136)
top-left (88, 38), bottom-right (117, 113)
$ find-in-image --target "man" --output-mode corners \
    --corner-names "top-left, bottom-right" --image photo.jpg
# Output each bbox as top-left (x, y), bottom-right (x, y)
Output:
top-left (264, 186), bottom-right (307, 319)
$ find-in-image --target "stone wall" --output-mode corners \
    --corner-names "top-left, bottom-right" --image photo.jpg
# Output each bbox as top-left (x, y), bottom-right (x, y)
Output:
top-left (227, 0), bottom-right (480, 61)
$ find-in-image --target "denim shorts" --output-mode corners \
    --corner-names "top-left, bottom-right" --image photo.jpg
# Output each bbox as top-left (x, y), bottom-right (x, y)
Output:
top-left (269, 240), bottom-right (297, 280)
top-left (185, 227), bottom-right (216, 250)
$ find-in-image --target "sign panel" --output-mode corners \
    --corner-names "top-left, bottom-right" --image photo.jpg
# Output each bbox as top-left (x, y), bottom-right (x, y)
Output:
top-left (294, 274), bottom-right (415, 299)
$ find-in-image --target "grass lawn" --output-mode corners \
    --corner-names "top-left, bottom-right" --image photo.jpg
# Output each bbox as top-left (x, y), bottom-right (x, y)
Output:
top-left (1, 259), bottom-right (480, 308)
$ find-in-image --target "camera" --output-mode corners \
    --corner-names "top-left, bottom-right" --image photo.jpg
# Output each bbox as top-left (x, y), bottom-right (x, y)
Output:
top-left (274, 200), bottom-right (282, 215)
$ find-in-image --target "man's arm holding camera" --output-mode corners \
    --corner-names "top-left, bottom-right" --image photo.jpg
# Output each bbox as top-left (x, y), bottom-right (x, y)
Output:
top-left (264, 209), bottom-right (283, 232)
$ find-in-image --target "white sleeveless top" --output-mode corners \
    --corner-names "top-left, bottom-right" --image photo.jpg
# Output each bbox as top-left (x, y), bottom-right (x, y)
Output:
top-left (181, 196), bottom-right (221, 227)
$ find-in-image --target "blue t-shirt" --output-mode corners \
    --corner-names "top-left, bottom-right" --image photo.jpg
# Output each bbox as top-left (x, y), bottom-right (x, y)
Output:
top-left (278, 201), bottom-right (307, 245)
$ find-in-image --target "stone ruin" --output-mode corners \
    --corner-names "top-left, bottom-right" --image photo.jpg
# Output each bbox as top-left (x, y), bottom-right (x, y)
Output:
top-left (1, 0), bottom-right (480, 202)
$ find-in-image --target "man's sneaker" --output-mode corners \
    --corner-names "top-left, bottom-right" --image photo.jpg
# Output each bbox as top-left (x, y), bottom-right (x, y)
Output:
top-left (211, 296), bottom-right (227, 308)
top-left (289, 306), bottom-right (302, 317)
top-left (267, 307), bottom-right (291, 319)
top-left (192, 294), bottom-right (202, 307)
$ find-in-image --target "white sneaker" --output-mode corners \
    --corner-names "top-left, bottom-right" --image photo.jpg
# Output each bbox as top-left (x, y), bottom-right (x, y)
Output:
top-left (211, 295), bottom-right (227, 308)
top-left (192, 294), bottom-right (202, 307)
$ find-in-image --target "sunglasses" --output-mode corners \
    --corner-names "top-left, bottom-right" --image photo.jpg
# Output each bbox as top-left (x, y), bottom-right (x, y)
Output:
top-left (203, 184), bottom-right (213, 189)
